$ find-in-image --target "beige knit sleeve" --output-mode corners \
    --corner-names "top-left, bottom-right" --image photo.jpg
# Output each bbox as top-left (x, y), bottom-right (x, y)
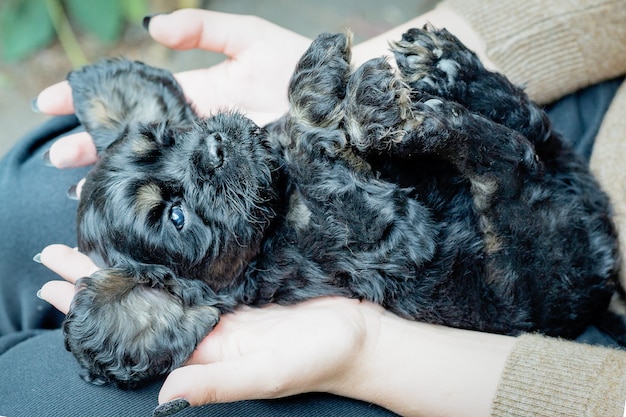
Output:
top-left (439, 0), bottom-right (626, 104)
top-left (491, 334), bottom-right (626, 416)
top-left (590, 83), bottom-right (626, 286)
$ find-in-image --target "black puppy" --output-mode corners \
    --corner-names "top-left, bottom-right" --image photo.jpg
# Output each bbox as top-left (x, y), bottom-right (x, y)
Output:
top-left (64, 26), bottom-right (621, 388)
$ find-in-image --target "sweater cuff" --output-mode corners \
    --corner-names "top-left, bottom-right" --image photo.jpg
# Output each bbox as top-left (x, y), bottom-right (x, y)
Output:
top-left (491, 334), bottom-right (626, 416)
top-left (439, 0), bottom-right (626, 104)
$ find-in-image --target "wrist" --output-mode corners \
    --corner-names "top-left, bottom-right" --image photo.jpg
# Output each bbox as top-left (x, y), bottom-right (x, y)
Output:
top-left (333, 307), bottom-right (515, 417)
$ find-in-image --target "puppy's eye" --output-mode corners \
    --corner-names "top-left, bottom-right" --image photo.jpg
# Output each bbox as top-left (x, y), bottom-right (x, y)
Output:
top-left (169, 205), bottom-right (185, 230)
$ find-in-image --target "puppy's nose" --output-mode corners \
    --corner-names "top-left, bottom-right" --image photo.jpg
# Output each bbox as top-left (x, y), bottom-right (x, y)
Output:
top-left (205, 133), bottom-right (224, 169)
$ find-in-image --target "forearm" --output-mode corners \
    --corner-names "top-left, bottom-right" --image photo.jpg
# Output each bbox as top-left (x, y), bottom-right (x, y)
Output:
top-left (329, 307), bottom-right (514, 417)
top-left (330, 304), bottom-right (626, 417)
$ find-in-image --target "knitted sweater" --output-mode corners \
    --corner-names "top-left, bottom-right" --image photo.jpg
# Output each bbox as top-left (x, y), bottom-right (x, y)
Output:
top-left (492, 334), bottom-right (626, 416)
top-left (440, 1), bottom-right (626, 415)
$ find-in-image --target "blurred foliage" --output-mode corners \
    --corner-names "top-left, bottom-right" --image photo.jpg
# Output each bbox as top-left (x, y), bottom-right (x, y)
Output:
top-left (0, 0), bottom-right (150, 65)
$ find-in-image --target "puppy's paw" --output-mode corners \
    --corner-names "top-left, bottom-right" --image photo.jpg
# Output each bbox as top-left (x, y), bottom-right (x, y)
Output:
top-left (288, 32), bottom-right (352, 130)
top-left (63, 266), bottom-right (221, 388)
top-left (391, 25), bottom-right (482, 99)
top-left (384, 93), bottom-right (474, 160)
top-left (344, 57), bottom-right (417, 153)
top-left (68, 58), bottom-right (196, 152)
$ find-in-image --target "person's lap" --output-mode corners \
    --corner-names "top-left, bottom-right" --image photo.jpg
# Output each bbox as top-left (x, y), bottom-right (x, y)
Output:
top-left (0, 115), bottom-right (88, 337)
top-left (0, 329), bottom-right (398, 417)
top-left (0, 77), bottom-right (623, 416)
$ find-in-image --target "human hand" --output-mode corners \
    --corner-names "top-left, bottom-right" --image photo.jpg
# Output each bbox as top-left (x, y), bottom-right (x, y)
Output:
top-left (37, 244), bottom-right (383, 412)
top-left (34, 9), bottom-right (312, 169)
top-left (158, 297), bottom-right (382, 409)
top-left (37, 244), bottom-right (99, 314)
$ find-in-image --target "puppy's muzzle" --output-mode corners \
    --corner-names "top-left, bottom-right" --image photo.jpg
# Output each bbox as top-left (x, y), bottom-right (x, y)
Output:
top-left (198, 132), bottom-right (225, 172)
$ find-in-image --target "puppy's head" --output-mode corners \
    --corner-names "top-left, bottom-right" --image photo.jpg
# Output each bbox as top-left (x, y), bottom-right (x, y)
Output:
top-left (77, 112), bottom-right (281, 290)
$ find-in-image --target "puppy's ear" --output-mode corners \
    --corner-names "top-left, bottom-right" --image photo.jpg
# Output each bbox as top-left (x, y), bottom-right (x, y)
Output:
top-left (63, 265), bottom-right (222, 388)
top-left (67, 58), bottom-right (196, 152)
top-left (288, 31), bottom-right (353, 130)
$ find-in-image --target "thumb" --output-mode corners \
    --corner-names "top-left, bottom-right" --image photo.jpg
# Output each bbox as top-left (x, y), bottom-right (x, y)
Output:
top-left (158, 353), bottom-right (296, 408)
top-left (146, 9), bottom-right (280, 57)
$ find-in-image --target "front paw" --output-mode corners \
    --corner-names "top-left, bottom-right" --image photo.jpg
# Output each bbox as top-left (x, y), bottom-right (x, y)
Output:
top-left (344, 57), bottom-right (415, 154)
top-left (288, 32), bottom-right (352, 131)
top-left (63, 267), bottom-right (221, 388)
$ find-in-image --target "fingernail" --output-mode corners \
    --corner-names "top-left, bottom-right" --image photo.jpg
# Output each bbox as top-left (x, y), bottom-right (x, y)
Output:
top-left (31, 97), bottom-right (40, 113)
top-left (42, 150), bottom-right (55, 167)
top-left (67, 184), bottom-right (79, 200)
top-left (153, 398), bottom-right (190, 417)
top-left (33, 253), bottom-right (42, 263)
top-left (36, 289), bottom-right (43, 299)
top-left (142, 12), bottom-right (168, 31)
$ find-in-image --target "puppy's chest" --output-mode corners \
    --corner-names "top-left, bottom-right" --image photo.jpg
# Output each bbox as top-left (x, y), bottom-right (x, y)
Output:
top-left (272, 159), bottom-right (481, 272)
top-left (283, 190), bottom-right (392, 250)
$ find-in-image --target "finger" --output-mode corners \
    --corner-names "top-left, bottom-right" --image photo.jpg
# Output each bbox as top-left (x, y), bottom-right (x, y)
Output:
top-left (148, 9), bottom-right (279, 56)
top-left (159, 353), bottom-right (294, 407)
top-left (48, 132), bottom-right (97, 168)
top-left (38, 280), bottom-right (75, 314)
top-left (67, 178), bottom-right (86, 201)
top-left (34, 81), bottom-right (75, 115)
top-left (40, 244), bottom-right (99, 284)
top-left (173, 68), bottom-right (285, 124)
top-left (184, 324), bottom-right (225, 366)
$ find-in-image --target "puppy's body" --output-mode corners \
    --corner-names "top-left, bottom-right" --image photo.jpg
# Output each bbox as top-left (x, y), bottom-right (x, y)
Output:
top-left (65, 27), bottom-right (621, 387)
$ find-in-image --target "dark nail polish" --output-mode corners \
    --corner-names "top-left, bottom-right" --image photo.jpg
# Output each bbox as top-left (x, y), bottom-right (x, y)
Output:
top-left (42, 150), bottom-right (54, 167)
top-left (153, 398), bottom-right (190, 417)
top-left (143, 12), bottom-right (168, 31)
top-left (31, 97), bottom-right (40, 113)
top-left (67, 184), bottom-right (79, 201)
top-left (33, 253), bottom-right (42, 263)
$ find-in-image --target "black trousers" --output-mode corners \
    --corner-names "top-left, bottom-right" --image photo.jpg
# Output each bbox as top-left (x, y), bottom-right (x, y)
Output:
top-left (0, 77), bottom-right (622, 416)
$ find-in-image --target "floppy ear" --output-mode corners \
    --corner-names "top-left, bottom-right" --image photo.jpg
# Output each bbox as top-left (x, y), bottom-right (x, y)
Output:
top-left (67, 58), bottom-right (196, 152)
top-left (63, 264), bottom-right (223, 388)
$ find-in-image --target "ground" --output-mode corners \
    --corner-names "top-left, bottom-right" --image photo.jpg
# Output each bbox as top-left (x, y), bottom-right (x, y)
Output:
top-left (0, 0), bottom-right (438, 157)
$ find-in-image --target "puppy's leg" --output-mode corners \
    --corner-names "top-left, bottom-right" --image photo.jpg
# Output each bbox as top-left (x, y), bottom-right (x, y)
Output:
top-left (287, 32), bottom-right (352, 133)
top-left (285, 31), bottom-right (360, 171)
top-left (342, 54), bottom-right (539, 188)
top-left (403, 96), bottom-right (541, 203)
top-left (63, 266), bottom-right (227, 388)
top-left (392, 26), bottom-right (551, 143)
top-left (343, 57), bottom-right (415, 154)
top-left (279, 33), bottom-right (438, 298)
top-left (68, 59), bottom-right (196, 152)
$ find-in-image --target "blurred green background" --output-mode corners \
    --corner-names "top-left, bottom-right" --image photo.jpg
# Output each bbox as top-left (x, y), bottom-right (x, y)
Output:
top-left (0, 0), bottom-right (437, 156)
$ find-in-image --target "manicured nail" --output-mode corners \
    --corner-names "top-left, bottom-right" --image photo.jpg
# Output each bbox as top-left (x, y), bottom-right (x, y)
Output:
top-left (42, 150), bottom-right (55, 167)
top-left (31, 97), bottom-right (40, 113)
top-left (67, 184), bottom-right (79, 200)
top-left (36, 289), bottom-right (43, 299)
top-left (33, 253), bottom-right (42, 263)
top-left (142, 12), bottom-right (168, 31)
top-left (152, 398), bottom-right (190, 417)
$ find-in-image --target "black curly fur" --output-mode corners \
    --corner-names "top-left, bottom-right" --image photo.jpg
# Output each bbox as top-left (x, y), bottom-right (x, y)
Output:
top-left (64, 27), bottom-right (621, 388)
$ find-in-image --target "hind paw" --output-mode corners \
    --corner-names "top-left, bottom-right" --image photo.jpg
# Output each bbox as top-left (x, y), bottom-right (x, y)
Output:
top-left (391, 25), bottom-right (483, 99)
